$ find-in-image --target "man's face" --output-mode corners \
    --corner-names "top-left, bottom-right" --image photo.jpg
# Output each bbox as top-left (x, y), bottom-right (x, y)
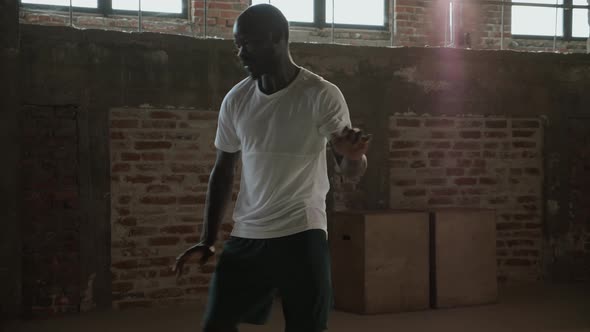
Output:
top-left (233, 23), bottom-right (277, 79)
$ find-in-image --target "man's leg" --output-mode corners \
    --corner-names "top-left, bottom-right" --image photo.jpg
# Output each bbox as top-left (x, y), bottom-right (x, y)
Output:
top-left (202, 236), bottom-right (276, 332)
top-left (274, 230), bottom-right (333, 332)
top-left (203, 327), bottom-right (237, 332)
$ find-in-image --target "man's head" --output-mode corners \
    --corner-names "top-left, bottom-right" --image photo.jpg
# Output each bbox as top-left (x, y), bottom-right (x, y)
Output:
top-left (233, 4), bottom-right (290, 79)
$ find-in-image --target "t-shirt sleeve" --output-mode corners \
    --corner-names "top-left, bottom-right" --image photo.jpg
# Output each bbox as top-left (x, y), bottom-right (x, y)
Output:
top-left (316, 82), bottom-right (352, 139)
top-left (214, 95), bottom-right (241, 153)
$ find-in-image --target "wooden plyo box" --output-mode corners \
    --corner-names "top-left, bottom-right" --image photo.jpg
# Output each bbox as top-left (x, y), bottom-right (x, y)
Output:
top-left (432, 208), bottom-right (498, 309)
top-left (328, 210), bottom-right (430, 314)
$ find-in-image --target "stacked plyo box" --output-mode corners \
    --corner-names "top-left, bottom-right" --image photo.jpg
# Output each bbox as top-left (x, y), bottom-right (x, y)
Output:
top-left (328, 210), bottom-right (430, 314)
top-left (328, 208), bottom-right (497, 314)
top-left (432, 208), bottom-right (498, 309)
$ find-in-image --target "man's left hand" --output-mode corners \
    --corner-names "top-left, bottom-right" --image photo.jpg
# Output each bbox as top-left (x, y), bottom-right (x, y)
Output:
top-left (331, 127), bottom-right (371, 160)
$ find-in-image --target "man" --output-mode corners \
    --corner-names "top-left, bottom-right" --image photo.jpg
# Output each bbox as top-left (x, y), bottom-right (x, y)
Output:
top-left (174, 4), bottom-right (370, 332)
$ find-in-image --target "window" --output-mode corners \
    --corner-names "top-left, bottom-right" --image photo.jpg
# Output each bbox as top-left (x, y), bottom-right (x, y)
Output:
top-left (326, 0), bottom-right (385, 26)
top-left (250, 0), bottom-right (387, 29)
top-left (512, 0), bottom-right (564, 37)
top-left (251, 0), bottom-right (314, 23)
top-left (22, 0), bottom-right (96, 8)
top-left (112, 0), bottom-right (182, 14)
top-left (20, 0), bottom-right (186, 17)
top-left (511, 0), bottom-right (589, 39)
top-left (572, 0), bottom-right (590, 37)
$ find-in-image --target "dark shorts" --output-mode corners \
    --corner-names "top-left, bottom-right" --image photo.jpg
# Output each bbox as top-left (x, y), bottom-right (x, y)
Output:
top-left (203, 229), bottom-right (333, 332)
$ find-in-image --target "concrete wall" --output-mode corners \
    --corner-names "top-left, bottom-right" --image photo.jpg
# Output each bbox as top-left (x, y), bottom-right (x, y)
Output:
top-left (9, 23), bottom-right (590, 314)
top-left (0, 0), bottom-right (22, 319)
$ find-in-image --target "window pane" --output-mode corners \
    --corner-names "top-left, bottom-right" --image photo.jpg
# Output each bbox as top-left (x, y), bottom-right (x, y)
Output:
top-left (21, 0), bottom-right (97, 8)
top-left (112, 0), bottom-right (182, 13)
top-left (511, 6), bottom-right (564, 36)
top-left (512, 0), bottom-right (564, 5)
top-left (513, 0), bottom-right (563, 4)
top-left (573, 0), bottom-right (587, 5)
top-left (250, 0), bottom-right (313, 23)
top-left (326, 0), bottom-right (385, 26)
top-left (573, 9), bottom-right (589, 38)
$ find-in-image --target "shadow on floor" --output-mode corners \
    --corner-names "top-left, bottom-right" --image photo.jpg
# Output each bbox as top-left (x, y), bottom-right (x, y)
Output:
top-left (4, 282), bottom-right (590, 332)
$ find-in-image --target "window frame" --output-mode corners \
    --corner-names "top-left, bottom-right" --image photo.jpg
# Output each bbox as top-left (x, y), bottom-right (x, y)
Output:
top-left (19, 0), bottom-right (188, 19)
top-left (250, 0), bottom-right (390, 31)
top-left (511, 0), bottom-right (589, 41)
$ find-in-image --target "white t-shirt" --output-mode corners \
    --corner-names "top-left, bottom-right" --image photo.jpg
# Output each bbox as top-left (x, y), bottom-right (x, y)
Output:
top-left (214, 67), bottom-right (351, 239)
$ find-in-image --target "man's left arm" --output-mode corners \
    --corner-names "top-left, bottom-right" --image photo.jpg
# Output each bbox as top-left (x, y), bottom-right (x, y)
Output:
top-left (315, 83), bottom-right (370, 178)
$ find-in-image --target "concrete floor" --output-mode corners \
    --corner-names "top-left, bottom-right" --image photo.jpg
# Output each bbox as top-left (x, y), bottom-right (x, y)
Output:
top-left (4, 282), bottom-right (590, 332)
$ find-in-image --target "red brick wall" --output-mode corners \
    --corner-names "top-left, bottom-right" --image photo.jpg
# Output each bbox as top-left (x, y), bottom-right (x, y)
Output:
top-left (457, 3), bottom-right (587, 52)
top-left (19, 11), bottom-right (194, 35)
top-left (109, 106), bottom-right (370, 306)
top-left (109, 107), bottom-right (238, 309)
top-left (331, 175), bottom-right (364, 211)
top-left (393, 1), bottom-right (587, 52)
top-left (461, 3), bottom-right (511, 49)
top-left (329, 118), bottom-right (369, 211)
top-left (388, 116), bottom-right (543, 281)
top-left (18, 0), bottom-right (250, 37)
top-left (193, 0), bottom-right (249, 39)
top-left (18, 0), bottom-right (588, 52)
top-left (395, 0), bottom-right (442, 47)
top-left (561, 118), bottom-right (590, 280)
top-left (22, 105), bottom-right (81, 316)
top-left (394, 0), bottom-right (506, 48)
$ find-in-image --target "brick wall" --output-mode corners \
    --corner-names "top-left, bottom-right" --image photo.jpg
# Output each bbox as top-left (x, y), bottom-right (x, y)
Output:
top-left (18, 0), bottom-right (250, 37)
top-left (109, 107), bottom-right (238, 309)
top-left (21, 105), bottom-right (81, 316)
top-left (109, 106), bottom-right (368, 307)
top-left (392, 0), bottom-right (513, 49)
top-left (388, 116), bottom-right (543, 281)
top-left (395, 0), bottom-right (441, 47)
top-left (460, 3), bottom-right (587, 52)
top-left (331, 173), bottom-right (365, 211)
top-left (327, 115), bottom-right (366, 211)
top-left (393, 1), bottom-right (587, 52)
top-left (18, 0), bottom-right (588, 52)
top-left (460, 3), bottom-right (511, 49)
top-left (559, 118), bottom-right (590, 280)
top-left (19, 11), bottom-right (194, 35)
top-left (194, 0), bottom-right (249, 39)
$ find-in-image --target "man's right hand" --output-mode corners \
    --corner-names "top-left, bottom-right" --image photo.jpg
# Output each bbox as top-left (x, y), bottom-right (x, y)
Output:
top-left (173, 242), bottom-right (216, 279)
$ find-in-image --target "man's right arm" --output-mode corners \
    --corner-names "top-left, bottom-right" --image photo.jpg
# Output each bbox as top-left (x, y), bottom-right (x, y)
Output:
top-left (200, 150), bottom-right (240, 246)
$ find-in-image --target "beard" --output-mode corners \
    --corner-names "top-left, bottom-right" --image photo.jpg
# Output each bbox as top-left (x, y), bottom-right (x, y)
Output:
top-left (243, 53), bottom-right (277, 80)
top-left (247, 67), bottom-right (263, 79)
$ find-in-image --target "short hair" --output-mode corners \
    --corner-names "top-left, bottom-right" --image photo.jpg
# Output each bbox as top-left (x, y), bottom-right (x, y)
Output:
top-left (238, 4), bottom-right (290, 42)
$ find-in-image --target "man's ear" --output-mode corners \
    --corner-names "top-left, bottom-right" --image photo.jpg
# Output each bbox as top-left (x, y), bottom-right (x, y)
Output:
top-left (270, 31), bottom-right (282, 44)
